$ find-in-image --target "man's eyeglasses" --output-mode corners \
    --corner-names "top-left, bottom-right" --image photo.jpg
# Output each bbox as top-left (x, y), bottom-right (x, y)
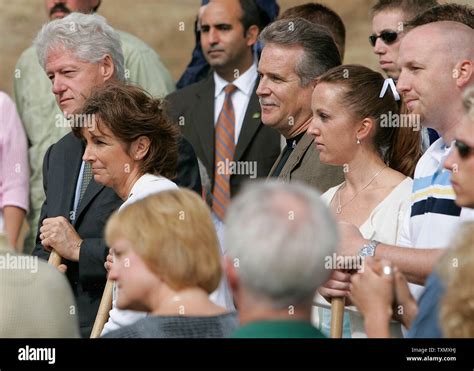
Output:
top-left (369, 30), bottom-right (399, 47)
top-left (455, 140), bottom-right (474, 159)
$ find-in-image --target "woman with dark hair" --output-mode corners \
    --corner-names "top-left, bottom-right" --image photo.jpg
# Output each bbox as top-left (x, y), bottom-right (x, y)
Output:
top-left (308, 64), bottom-right (418, 338)
top-left (78, 82), bottom-right (179, 203)
top-left (76, 81), bottom-right (180, 334)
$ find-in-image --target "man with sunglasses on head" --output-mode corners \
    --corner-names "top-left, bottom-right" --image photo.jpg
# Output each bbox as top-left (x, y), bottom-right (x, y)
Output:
top-left (370, 1), bottom-right (440, 154)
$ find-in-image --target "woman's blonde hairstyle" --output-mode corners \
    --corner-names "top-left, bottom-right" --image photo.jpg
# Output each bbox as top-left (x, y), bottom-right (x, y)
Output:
top-left (105, 189), bottom-right (221, 294)
top-left (437, 222), bottom-right (474, 338)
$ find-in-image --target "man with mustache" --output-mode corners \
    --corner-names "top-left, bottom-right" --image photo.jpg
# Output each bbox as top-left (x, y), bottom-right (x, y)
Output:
top-left (257, 17), bottom-right (343, 191)
top-left (14, 0), bottom-right (183, 253)
top-left (167, 0), bottom-right (281, 221)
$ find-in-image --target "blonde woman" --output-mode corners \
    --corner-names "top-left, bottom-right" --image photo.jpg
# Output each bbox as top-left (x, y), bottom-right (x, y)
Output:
top-left (102, 189), bottom-right (237, 338)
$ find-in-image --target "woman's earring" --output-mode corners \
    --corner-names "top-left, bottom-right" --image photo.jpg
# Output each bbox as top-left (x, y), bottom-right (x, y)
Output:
top-left (356, 138), bottom-right (361, 144)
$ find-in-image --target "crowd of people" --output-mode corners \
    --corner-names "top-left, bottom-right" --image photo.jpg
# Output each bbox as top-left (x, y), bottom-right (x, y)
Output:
top-left (0, 0), bottom-right (473, 339)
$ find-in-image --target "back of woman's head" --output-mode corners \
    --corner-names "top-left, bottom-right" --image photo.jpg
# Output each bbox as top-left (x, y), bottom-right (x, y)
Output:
top-left (437, 222), bottom-right (474, 337)
top-left (78, 81), bottom-right (179, 179)
top-left (317, 64), bottom-right (420, 176)
top-left (105, 189), bottom-right (222, 294)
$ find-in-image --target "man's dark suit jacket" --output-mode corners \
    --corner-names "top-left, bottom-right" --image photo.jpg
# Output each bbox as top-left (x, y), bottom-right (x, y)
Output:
top-left (32, 132), bottom-right (201, 337)
top-left (268, 133), bottom-right (344, 193)
top-left (166, 74), bottom-right (281, 198)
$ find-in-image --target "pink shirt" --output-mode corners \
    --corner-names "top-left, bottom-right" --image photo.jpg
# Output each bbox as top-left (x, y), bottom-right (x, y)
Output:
top-left (0, 92), bottom-right (29, 212)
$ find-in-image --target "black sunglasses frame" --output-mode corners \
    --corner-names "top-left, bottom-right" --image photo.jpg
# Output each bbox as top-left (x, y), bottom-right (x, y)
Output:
top-left (369, 30), bottom-right (399, 47)
top-left (455, 140), bottom-right (474, 159)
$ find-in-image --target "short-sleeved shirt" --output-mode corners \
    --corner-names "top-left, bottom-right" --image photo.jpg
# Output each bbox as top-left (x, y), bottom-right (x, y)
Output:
top-left (397, 138), bottom-right (474, 299)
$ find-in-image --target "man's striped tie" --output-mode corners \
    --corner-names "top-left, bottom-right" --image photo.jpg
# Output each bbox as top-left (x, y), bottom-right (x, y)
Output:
top-left (212, 84), bottom-right (237, 221)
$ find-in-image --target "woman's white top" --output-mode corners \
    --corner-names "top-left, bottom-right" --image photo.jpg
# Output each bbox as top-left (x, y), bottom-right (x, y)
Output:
top-left (101, 174), bottom-right (177, 335)
top-left (313, 177), bottom-right (413, 338)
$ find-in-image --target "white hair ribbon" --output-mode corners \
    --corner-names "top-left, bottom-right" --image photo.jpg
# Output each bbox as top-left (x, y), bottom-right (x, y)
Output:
top-left (379, 78), bottom-right (400, 101)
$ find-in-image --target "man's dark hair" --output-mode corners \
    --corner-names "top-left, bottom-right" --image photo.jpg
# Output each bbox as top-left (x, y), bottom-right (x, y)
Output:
top-left (372, 0), bottom-right (439, 21)
top-left (279, 3), bottom-right (346, 59)
top-left (260, 17), bottom-right (342, 86)
top-left (406, 3), bottom-right (474, 29)
top-left (239, 0), bottom-right (265, 33)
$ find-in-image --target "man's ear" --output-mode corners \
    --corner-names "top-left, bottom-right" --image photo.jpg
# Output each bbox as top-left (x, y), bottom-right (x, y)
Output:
top-left (224, 256), bottom-right (240, 294)
top-left (101, 54), bottom-right (115, 82)
top-left (454, 59), bottom-right (473, 89)
top-left (131, 136), bottom-right (151, 161)
top-left (245, 25), bottom-right (260, 47)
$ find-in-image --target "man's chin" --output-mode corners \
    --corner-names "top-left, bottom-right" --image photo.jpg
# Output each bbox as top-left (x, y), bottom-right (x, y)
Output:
top-left (381, 64), bottom-right (400, 80)
top-left (260, 115), bottom-right (277, 127)
top-left (455, 195), bottom-right (474, 209)
top-left (60, 103), bottom-right (79, 116)
top-left (384, 69), bottom-right (400, 80)
top-left (207, 58), bottom-right (229, 70)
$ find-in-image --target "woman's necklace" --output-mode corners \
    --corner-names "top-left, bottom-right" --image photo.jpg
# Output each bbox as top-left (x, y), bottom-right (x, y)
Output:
top-left (335, 165), bottom-right (387, 214)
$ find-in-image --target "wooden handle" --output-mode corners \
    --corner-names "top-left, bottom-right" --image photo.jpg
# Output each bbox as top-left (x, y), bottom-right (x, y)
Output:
top-left (90, 279), bottom-right (114, 338)
top-left (48, 249), bottom-right (62, 267)
top-left (330, 297), bottom-right (345, 338)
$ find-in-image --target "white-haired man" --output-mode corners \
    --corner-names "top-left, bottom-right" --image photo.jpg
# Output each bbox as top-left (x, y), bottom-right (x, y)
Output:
top-left (224, 180), bottom-right (338, 337)
top-left (31, 13), bottom-right (199, 337)
top-left (14, 0), bottom-right (178, 253)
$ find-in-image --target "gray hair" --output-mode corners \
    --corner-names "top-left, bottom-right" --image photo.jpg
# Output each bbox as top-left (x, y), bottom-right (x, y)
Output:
top-left (224, 180), bottom-right (339, 309)
top-left (34, 12), bottom-right (125, 82)
top-left (259, 17), bottom-right (341, 86)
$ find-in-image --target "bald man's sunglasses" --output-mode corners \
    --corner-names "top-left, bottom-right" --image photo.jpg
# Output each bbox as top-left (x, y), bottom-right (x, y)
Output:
top-left (455, 140), bottom-right (474, 159)
top-left (369, 31), bottom-right (399, 47)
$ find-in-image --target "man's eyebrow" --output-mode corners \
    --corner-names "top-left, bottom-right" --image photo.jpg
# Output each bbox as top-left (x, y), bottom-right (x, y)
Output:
top-left (268, 72), bottom-right (285, 80)
top-left (405, 60), bottom-right (424, 68)
top-left (201, 22), bottom-right (232, 29)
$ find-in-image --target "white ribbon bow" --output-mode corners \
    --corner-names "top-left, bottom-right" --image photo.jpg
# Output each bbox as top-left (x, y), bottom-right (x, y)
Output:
top-left (379, 78), bottom-right (400, 101)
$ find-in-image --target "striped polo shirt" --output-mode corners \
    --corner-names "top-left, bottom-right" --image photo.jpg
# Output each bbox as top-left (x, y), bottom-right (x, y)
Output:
top-left (397, 138), bottom-right (474, 299)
